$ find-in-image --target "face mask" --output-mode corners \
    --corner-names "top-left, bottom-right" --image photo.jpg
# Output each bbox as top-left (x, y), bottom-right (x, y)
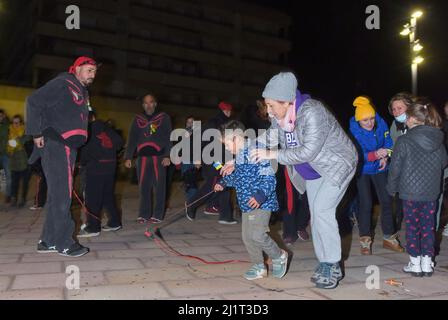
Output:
top-left (395, 113), bottom-right (407, 123)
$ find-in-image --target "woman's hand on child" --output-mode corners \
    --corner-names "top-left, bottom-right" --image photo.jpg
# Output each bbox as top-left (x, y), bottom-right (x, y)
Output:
top-left (214, 184), bottom-right (224, 192)
top-left (247, 197), bottom-right (261, 209)
top-left (220, 160), bottom-right (235, 176)
top-left (376, 148), bottom-right (389, 159)
top-left (250, 149), bottom-right (277, 163)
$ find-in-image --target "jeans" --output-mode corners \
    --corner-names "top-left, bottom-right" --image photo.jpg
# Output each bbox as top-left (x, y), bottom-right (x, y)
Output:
top-left (356, 172), bottom-right (395, 238)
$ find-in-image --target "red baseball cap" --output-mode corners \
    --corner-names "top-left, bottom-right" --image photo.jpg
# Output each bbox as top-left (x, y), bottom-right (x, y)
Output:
top-left (218, 101), bottom-right (233, 112)
top-left (68, 56), bottom-right (98, 73)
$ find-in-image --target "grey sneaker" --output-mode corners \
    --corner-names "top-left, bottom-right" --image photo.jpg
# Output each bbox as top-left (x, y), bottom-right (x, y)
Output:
top-left (315, 263), bottom-right (343, 289)
top-left (310, 263), bottom-right (325, 283)
top-left (272, 250), bottom-right (289, 278)
top-left (77, 228), bottom-right (100, 238)
top-left (244, 264), bottom-right (267, 281)
top-left (218, 219), bottom-right (238, 225)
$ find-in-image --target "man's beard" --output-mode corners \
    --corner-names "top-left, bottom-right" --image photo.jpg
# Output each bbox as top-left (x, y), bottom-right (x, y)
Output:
top-left (81, 78), bottom-right (94, 87)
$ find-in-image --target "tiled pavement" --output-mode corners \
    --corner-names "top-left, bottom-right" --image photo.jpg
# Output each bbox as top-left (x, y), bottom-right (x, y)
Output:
top-left (1, 181), bottom-right (448, 300)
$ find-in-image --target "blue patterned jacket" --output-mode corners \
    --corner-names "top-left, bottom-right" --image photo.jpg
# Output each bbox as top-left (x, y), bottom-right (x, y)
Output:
top-left (219, 140), bottom-right (279, 213)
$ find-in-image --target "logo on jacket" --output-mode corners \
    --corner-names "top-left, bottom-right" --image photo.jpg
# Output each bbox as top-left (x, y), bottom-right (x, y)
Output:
top-left (285, 132), bottom-right (298, 148)
top-left (68, 87), bottom-right (84, 106)
top-left (96, 132), bottom-right (113, 149)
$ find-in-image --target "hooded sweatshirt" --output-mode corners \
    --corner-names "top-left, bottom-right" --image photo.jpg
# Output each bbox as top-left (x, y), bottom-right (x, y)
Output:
top-left (80, 120), bottom-right (124, 175)
top-left (387, 125), bottom-right (448, 201)
top-left (25, 72), bottom-right (90, 149)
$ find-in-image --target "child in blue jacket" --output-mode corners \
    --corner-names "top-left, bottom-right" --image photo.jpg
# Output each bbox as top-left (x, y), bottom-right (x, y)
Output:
top-left (349, 96), bottom-right (404, 255)
top-left (214, 120), bottom-right (288, 281)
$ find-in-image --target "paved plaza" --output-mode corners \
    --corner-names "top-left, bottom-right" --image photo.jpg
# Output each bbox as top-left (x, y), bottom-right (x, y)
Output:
top-left (0, 179), bottom-right (448, 300)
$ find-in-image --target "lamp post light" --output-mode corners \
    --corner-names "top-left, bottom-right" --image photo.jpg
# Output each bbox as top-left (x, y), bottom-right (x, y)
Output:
top-left (400, 10), bottom-right (424, 95)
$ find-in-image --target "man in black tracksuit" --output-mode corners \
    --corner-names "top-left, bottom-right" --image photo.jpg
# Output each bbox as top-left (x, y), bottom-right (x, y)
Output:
top-left (125, 94), bottom-right (172, 224)
top-left (78, 113), bottom-right (124, 237)
top-left (185, 102), bottom-right (236, 224)
top-left (25, 56), bottom-right (98, 257)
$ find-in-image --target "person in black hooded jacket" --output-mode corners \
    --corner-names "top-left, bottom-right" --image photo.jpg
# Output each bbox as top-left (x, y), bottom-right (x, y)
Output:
top-left (185, 102), bottom-right (236, 224)
top-left (387, 101), bottom-right (448, 277)
top-left (25, 56), bottom-right (98, 257)
top-left (78, 112), bottom-right (124, 237)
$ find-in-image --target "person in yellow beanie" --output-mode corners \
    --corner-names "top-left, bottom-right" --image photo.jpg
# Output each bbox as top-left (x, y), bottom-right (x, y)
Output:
top-left (353, 96), bottom-right (376, 122)
top-left (349, 96), bottom-right (404, 255)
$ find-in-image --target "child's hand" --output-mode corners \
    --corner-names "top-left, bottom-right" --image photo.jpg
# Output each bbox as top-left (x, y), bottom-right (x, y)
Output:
top-left (247, 197), bottom-right (261, 209)
top-left (379, 158), bottom-right (387, 171)
top-left (376, 148), bottom-right (389, 159)
top-left (214, 184), bottom-right (224, 192)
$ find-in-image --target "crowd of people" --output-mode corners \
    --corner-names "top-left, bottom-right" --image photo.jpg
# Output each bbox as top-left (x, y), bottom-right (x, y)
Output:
top-left (2, 56), bottom-right (448, 290)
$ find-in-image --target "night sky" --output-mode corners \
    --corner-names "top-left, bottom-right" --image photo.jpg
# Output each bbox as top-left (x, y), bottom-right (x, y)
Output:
top-left (248, 0), bottom-right (448, 124)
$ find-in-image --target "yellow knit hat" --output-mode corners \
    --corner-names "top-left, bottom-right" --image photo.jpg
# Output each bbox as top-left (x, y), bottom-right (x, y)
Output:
top-left (353, 96), bottom-right (376, 121)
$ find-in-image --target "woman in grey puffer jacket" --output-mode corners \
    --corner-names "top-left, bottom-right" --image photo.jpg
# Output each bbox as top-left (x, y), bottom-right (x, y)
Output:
top-left (250, 72), bottom-right (358, 290)
top-left (387, 101), bottom-right (447, 277)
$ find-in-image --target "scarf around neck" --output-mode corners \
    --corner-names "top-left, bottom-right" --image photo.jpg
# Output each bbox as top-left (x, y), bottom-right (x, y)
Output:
top-left (276, 90), bottom-right (311, 132)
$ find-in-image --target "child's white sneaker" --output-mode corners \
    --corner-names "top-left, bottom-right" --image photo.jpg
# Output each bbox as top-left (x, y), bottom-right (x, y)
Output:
top-left (403, 255), bottom-right (423, 277)
top-left (244, 264), bottom-right (267, 281)
top-left (421, 255), bottom-right (434, 277)
top-left (443, 225), bottom-right (448, 237)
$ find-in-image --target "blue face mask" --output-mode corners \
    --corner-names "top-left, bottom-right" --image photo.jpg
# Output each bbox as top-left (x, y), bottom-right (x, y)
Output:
top-left (395, 113), bottom-right (407, 123)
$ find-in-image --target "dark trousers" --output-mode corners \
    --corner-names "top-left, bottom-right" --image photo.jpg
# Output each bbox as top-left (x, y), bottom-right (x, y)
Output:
top-left (403, 200), bottom-right (436, 257)
top-left (84, 172), bottom-right (121, 232)
top-left (187, 164), bottom-right (232, 221)
top-left (281, 167), bottom-right (310, 238)
top-left (393, 194), bottom-right (403, 231)
top-left (40, 139), bottom-right (77, 250)
top-left (33, 169), bottom-right (47, 207)
top-left (11, 168), bottom-right (31, 201)
top-left (356, 172), bottom-right (395, 238)
top-left (137, 156), bottom-right (167, 220)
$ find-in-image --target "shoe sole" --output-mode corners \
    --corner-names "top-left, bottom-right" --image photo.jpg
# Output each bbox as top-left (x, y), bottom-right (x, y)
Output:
top-left (315, 281), bottom-right (340, 289)
top-left (204, 212), bottom-right (219, 216)
top-left (37, 249), bottom-right (57, 254)
top-left (102, 226), bottom-right (122, 232)
top-left (77, 233), bottom-right (100, 238)
top-left (244, 275), bottom-right (266, 281)
top-left (58, 250), bottom-right (89, 258)
top-left (423, 272), bottom-right (433, 277)
top-left (403, 271), bottom-right (423, 277)
top-left (272, 251), bottom-right (289, 279)
top-left (218, 221), bottom-right (238, 225)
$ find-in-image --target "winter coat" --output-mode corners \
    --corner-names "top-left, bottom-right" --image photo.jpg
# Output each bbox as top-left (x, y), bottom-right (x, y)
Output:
top-left (387, 125), bottom-right (448, 201)
top-left (349, 113), bottom-right (393, 175)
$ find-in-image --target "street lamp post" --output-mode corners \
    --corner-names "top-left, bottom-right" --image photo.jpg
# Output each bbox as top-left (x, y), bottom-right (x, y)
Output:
top-left (400, 10), bottom-right (424, 95)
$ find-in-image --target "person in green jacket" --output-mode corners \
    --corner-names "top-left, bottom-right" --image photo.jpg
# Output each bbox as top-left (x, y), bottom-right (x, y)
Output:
top-left (0, 109), bottom-right (11, 203)
top-left (7, 115), bottom-right (31, 207)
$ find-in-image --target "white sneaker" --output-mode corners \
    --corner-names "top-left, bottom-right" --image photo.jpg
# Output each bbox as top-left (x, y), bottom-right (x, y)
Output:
top-left (443, 225), bottom-right (448, 237)
top-left (403, 256), bottom-right (423, 277)
top-left (421, 255), bottom-right (434, 277)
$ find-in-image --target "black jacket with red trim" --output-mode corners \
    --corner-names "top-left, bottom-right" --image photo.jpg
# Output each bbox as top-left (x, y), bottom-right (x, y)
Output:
top-left (80, 120), bottom-right (124, 175)
top-left (124, 111), bottom-right (172, 160)
top-left (25, 72), bottom-right (90, 149)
